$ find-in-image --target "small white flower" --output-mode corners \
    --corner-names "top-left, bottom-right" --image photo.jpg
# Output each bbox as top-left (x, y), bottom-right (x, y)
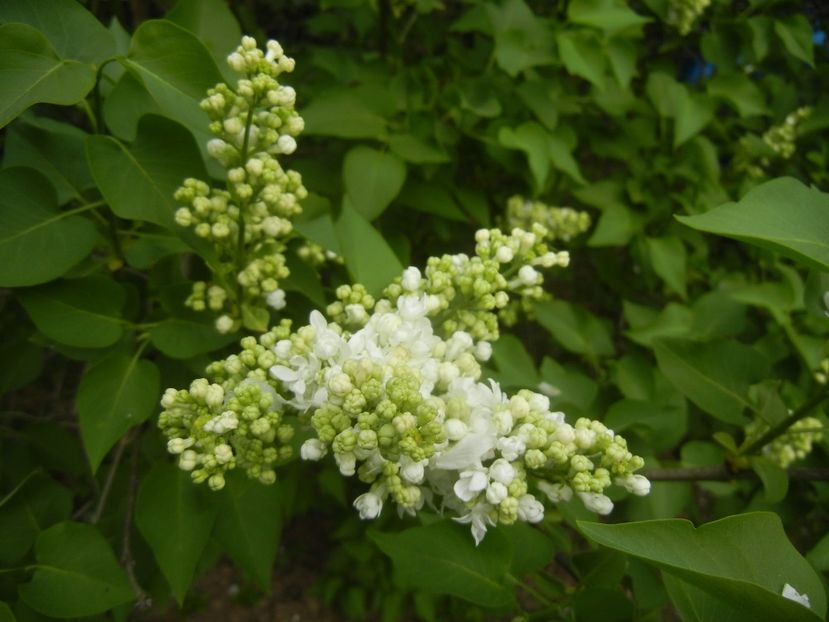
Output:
top-left (179, 450), bottom-right (198, 471)
top-left (517, 494), bottom-right (545, 523)
top-left (335, 451), bottom-right (356, 476)
top-left (497, 436), bottom-right (526, 461)
top-left (166, 437), bottom-right (193, 454)
top-left (214, 444), bottom-right (234, 464)
top-left (216, 315), bottom-right (234, 334)
top-left (518, 265), bottom-right (539, 286)
top-left (300, 438), bottom-right (327, 461)
top-left (354, 492), bottom-right (383, 519)
top-left (537, 381), bottom-right (561, 397)
top-left (617, 474), bottom-right (651, 496)
top-left (782, 584), bottom-right (811, 609)
top-left (445, 418), bottom-right (468, 441)
top-left (344, 304), bottom-right (368, 325)
top-left (454, 504), bottom-right (495, 546)
top-left (265, 288), bottom-right (287, 310)
top-left (495, 246), bottom-right (514, 263)
top-left (277, 134), bottom-right (297, 154)
top-left (454, 468), bottom-right (489, 502)
top-left (578, 492), bottom-right (613, 515)
top-left (401, 267), bottom-right (422, 292)
top-left (400, 458), bottom-right (427, 484)
top-left (488, 459), bottom-right (516, 485)
top-left (537, 481), bottom-right (573, 503)
top-left (485, 481), bottom-right (508, 504)
top-left (474, 341), bottom-right (492, 362)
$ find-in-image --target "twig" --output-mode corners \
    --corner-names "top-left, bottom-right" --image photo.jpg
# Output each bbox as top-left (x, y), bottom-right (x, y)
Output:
top-left (90, 432), bottom-right (131, 524)
top-left (642, 466), bottom-right (829, 482)
top-left (122, 426), bottom-right (151, 609)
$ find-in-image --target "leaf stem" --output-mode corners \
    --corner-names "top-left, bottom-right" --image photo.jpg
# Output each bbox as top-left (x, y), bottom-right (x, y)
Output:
top-left (90, 432), bottom-right (131, 524)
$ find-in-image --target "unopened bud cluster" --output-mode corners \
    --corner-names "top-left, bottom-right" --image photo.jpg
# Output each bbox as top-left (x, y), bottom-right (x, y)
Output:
top-left (159, 377), bottom-right (294, 489)
top-left (505, 196), bottom-right (591, 243)
top-left (666, 0), bottom-right (711, 35)
top-left (763, 107), bottom-right (811, 160)
top-left (159, 228), bottom-right (647, 543)
top-left (380, 225), bottom-right (569, 344)
top-left (174, 37), bottom-right (308, 332)
top-left (746, 417), bottom-right (824, 469)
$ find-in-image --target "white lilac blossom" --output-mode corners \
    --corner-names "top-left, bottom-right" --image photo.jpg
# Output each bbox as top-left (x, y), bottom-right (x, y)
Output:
top-left (173, 37), bottom-right (312, 332)
top-left (159, 228), bottom-right (648, 544)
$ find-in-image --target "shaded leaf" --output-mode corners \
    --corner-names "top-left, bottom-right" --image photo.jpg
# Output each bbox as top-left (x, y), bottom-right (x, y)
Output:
top-left (371, 520), bottom-right (515, 608)
top-left (76, 353), bottom-right (160, 472)
top-left (19, 522), bottom-right (133, 618)
top-left (136, 464), bottom-right (217, 604)
top-left (0, 167), bottom-right (97, 287)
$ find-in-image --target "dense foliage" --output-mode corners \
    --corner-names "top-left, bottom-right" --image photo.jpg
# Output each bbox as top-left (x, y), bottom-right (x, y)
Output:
top-left (1, 0), bottom-right (828, 620)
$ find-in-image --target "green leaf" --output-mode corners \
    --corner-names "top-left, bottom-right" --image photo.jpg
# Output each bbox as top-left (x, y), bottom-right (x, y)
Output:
top-left (121, 19), bottom-right (222, 151)
top-left (606, 38), bottom-right (638, 88)
top-left (678, 178), bottom-right (829, 272)
top-left (556, 31), bottom-right (606, 88)
top-left (539, 357), bottom-right (598, 412)
top-left (87, 115), bottom-right (208, 229)
top-left (0, 167), bottom-right (97, 287)
top-left (397, 181), bottom-right (467, 222)
top-left (588, 205), bottom-right (638, 247)
top-left (136, 463), bottom-right (217, 604)
top-left (123, 232), bottom-right (190, 269)
top-left (102, 71), bottom-right (162, 140)
top-left (19, 522), bottom-right (133, 618)
top-left (214, 472), bottom-right (284, 589)
top-left (343, 146), bottom-right (406, 221)
top-left (535, 299), bottom-right (615, 359)
top-left (498, 122), bottom-right (551, 192)
top-left (76, 353), bottom-right (160, 472)
top-left (774, 15), bottom-right (814, 67)
top-left (3, 114), bottom-right (94, 204)
top-left (149, 317), bottom-right (236, 359)
top-left (335, 199), bottom-right (403, 296)
top-left (371, 520), bottom-right (515, 608)
top-left (166, 0), bottom-right (242, 82)
top-left (387, 134), bottom-right (450, 164)
top-left (500, 523), bottom-right (556, 576)
top-left (579, 513), bottom-right (826, 622)
top-left (652, 338), bottom-right (769, 424)
top-left (674, 93), bottom-right (713, 148)
top-left (17, 276), bottom-right (125, 348)
top-left (302, 89), bottom-right (387, 138)
top-left (706, 73), bottom-right (768, 117)
top-left (645, 236), bottom-right (687, 299)
top-left (0, 475), bottom-right (71, 566)
top-left (491, 334), bottom-right (539, 389)
top-left (0, 0), bottom-right (115, 64)
top-left (485, 0), bottom-right (556, 76)
top-left (568, 0), bottom-right (649, 34)
top-left (0, 23), bottom-right (95, 129)
top-left (750, 457), bottom-right (789, 504)
top-left (548, 127), bottom-right (587, 184)
top-left (0, 602), bottom-right (14, 622)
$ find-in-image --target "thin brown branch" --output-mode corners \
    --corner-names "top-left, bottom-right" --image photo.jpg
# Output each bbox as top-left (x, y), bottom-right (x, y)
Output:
top-left (121, 426), bottom-right (151, 610)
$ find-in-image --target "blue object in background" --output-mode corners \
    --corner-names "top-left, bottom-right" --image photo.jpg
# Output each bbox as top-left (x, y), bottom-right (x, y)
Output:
top-left (814, 30), bottom-right (826, 47)
top-left (681, 59), bottom-right (716, 84)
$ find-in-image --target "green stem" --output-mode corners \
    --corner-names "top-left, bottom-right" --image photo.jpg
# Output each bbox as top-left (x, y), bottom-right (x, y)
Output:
top-left (78, 99), bottom-right (98, 133)
top-left (741, 387), bottom-right (829, 456)
top-left (234, 106), bottom-right (257, 294)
